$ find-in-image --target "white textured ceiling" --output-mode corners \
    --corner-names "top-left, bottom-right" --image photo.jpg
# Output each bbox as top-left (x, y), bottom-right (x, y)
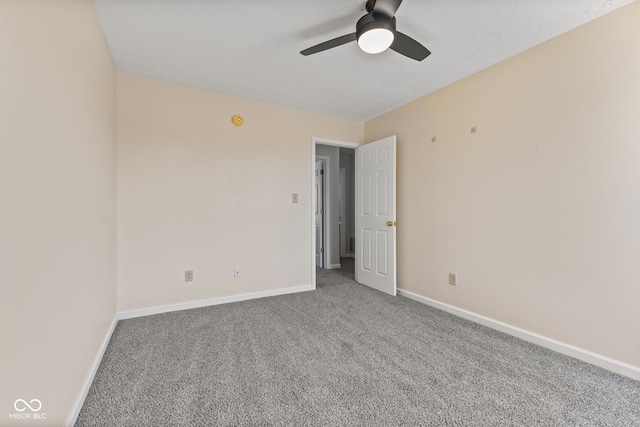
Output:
top-left (92, 0), bottom-right (634, 122)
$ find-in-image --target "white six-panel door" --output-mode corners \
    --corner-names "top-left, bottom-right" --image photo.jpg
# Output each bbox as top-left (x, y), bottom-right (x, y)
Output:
top-left (355, 136), bottom-right (397, 296)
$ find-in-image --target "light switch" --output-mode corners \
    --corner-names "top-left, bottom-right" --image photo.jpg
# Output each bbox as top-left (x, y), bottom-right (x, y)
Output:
top-left (292, 193), bottom-right (299, 203)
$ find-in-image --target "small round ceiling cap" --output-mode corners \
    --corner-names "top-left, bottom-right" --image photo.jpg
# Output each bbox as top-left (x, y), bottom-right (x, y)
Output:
top-left (231, 115), bottom-right (244, 126)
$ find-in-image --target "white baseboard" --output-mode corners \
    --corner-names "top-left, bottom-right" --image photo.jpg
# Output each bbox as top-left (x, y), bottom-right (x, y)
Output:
top-left (326, 264), bottom-right (341, 270)
top-left (118, 284), bottom-right (315, 320)
top-left (67, 313), bottom-right (118, 427)
top-left (398, 288), bottom-right (640, 381)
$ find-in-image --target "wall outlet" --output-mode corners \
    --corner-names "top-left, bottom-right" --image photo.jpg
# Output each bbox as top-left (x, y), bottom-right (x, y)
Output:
top-left (448, 273), bottom-right (457, 286)
top-left (234, 268), bottom-right (241, 278)
top-left (185, 270), bottom-right (194, 282)
top-left (470, 126), bottom-right (478, 134)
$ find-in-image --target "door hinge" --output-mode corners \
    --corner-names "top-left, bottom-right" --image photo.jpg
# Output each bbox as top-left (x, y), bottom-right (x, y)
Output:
top-left (321, 208), bottom-right (325, 215)
top-left (320, 169), bottom-right (324, 175)
top-left (321, 247), bottom-right (324, 253)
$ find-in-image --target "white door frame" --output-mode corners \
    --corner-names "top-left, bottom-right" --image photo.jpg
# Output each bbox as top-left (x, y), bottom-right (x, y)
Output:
top-left (315, 156), bottom-right (329, 269)
top-left (311, 137), bottom-right (359, 289)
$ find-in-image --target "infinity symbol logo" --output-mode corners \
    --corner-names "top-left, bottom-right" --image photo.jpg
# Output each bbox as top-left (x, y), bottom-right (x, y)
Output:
top-left (14, 399), bottom-right (42, 412)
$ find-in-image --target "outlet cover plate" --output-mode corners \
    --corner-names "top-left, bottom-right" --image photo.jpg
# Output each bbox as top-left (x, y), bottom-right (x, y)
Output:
top-left (448, 273), bottom-right (457, 286)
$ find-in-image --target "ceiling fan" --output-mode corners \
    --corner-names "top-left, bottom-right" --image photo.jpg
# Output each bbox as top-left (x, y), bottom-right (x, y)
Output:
top-left (300, 0), bottom-right (431, 61)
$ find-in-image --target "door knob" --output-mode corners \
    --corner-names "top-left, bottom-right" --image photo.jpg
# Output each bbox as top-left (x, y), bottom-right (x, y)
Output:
top-left (386, 221), bottom-right (393, 227)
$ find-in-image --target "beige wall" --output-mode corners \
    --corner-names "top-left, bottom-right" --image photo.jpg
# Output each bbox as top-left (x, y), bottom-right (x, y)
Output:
top-left (117, 73), bottom-right (362, 312)
top-left (0, 0), bottom-right (117, 425)
top-left (365, 2), bottom-right (640, 367)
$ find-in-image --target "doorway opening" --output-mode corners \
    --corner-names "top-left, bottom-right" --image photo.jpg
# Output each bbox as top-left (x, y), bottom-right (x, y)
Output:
top-left (312, 138), bottom-right (358, 289)
top-left (311, 135), bottom-right (398, 295)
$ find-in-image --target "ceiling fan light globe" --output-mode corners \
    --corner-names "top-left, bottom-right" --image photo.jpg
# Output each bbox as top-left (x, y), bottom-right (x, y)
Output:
top-left (357, 28), bottom-right (394, 54)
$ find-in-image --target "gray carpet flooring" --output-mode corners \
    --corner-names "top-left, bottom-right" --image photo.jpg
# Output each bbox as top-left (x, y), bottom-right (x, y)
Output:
top-left (77, 260), bottom-right (640, 426)
top-left (316, 257), bottom-right (355, 286)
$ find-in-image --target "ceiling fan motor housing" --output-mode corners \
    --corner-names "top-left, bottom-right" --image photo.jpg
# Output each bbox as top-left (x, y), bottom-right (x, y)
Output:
top-left (356, 13), bottom-right (396, 40)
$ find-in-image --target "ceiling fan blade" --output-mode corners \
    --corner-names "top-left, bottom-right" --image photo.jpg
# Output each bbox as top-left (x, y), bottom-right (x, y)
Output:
top-left (300, 33), bottom-right (357, 56)
top-left (372, 0), bottom-right (403, 18)
top-left (390, 31), bottom-right (431, 61)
